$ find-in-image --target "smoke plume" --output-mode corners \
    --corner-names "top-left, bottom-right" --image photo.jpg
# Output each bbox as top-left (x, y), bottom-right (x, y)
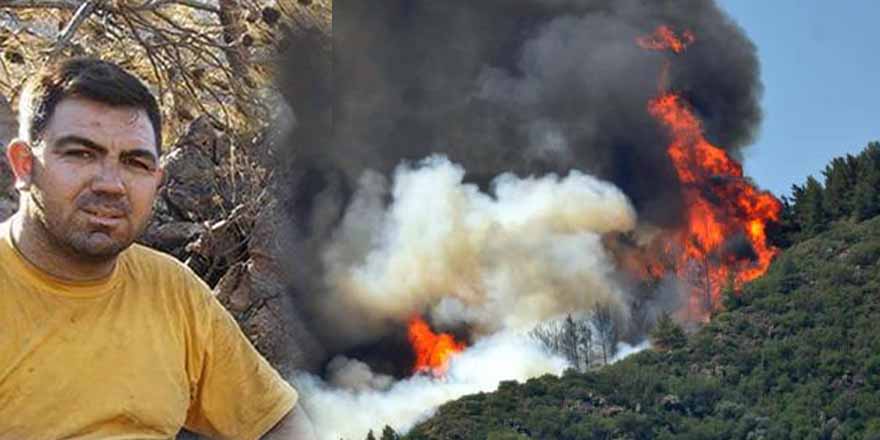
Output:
top-left (284, 0), bottom-right (759, 224)
top-left (278, 0), bottom-right (760, 345)
top-left (319, 155), bottom-right (635, 346)
top-left (272, 0), bottom-right (763, 436)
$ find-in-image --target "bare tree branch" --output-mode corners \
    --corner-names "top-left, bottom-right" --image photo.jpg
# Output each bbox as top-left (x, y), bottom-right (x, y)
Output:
top-left (117, 9), bottom-right (165, 106)
top-left (138, 0), bottom-right (220, 14)
top-left (49, 0), bottom-right (101, 59)
top-left (147, 8), bottom-right (230, 51)
top-left (122, 7), bottom-right (234, 127)
top-left (0, 0), bottom-right (80, 9)
top-left (0, 0), bottom-right (220, 13)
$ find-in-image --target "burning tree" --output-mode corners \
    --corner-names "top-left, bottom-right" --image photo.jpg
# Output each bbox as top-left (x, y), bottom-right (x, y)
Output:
top-left (635, 26), bottom-right (782, 318)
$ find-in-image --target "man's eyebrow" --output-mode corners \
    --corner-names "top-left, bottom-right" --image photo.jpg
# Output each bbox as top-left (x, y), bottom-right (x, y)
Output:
top-left (51, 135), bottom-right (159, 163)
top-left (52, 135), bottom-right (108, 153)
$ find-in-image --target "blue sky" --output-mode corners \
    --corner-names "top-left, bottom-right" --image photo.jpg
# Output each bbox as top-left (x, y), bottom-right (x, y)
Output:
top-left (716, 0), bottom-right (880, 197)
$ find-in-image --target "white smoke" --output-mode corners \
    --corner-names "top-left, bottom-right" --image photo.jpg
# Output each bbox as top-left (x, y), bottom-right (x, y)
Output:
top-left (296, 332), bottom-right (569, 440)
top-left (319, 155), bottom-right (638, 346)
top-left (612, 340), bottom-right (652, 363)
top-left (326, 356), bottom-right (394, 393)
top-left (297, 331), bottom-right (652, 440)
top-left (300, 155), bottom-right (643, 438)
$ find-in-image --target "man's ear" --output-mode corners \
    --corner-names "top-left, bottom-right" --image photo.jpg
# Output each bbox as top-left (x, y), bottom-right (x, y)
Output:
top-left (6, 139), bottom-right (34, 191)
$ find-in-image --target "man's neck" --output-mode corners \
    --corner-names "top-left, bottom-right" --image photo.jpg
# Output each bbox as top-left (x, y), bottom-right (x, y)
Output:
top-left (10, 213), bottom-right (117, 282)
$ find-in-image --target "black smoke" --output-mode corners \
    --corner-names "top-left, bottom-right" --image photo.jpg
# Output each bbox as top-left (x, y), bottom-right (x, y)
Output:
top-left (276, 0), bottom-right (761, 356)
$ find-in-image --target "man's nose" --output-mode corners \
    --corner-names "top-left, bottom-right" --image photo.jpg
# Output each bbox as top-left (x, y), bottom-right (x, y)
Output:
top-left (90, 161), bottom-right (127, 194)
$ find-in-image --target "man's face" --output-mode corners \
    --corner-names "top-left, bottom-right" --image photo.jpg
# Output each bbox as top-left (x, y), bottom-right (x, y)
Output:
top-left (27, 97), bottom-right (162, 260)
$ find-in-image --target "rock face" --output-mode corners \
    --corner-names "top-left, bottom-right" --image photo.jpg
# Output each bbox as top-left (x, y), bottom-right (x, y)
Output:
top-left (0, 95), bottom-right (18, 221)
top-left (0, 95), bottom-right (15, 148)
top-left (142, 117), bottom-right (326, 374)
top-left (0, 156), bottom-right (16, 222)
top-left (213, 201), bottom-right (326, 375)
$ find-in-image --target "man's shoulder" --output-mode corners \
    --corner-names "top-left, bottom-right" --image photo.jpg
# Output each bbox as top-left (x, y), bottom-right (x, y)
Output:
top-left (124, 242), bottom-right (188, 271)
top-left (122, 243), bottom-right (207, 290)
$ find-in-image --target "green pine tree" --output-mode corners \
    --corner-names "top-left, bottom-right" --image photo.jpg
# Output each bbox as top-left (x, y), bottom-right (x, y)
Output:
top-left (852, 142), bottom-right (880, 221)
top-left (796, 176), bottom-right (828, 236)
top-left (771, 194), bottom-right (800, 248)
top-left (822, 155), bottom-right (857, 219)
top-left (649, 312), bottom-right (687, 351)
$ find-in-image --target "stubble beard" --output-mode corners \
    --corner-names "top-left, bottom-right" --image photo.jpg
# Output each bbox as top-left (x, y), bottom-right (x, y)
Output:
top-left (28, 186), bottom-right (151, 263)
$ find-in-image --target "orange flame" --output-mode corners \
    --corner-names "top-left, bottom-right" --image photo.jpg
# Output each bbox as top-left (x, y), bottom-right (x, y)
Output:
top-left (637, 27), bottom-right (782, 315)
top-left (636, 25), bottom-right (695, 54)
top-left (408, 316), bottom-right (465, 377)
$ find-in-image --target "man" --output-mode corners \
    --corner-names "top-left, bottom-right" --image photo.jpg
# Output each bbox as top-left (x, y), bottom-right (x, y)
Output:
top-left (0, 57), bottom-right (316, 439)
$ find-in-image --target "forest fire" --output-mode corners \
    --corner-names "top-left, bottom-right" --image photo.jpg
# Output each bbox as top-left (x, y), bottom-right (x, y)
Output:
top-left (288, 1), bottom-right (778, 434)
top-left (637, 26), bottom-right (782, 314)
top-left (408, 316), bottom-right (466, 377)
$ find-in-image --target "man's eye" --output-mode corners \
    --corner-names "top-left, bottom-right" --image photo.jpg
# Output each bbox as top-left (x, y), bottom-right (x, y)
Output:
top-left (124, 157), bottom-right (154, 171)
top-left (65, 150), bottom-right (94, 159)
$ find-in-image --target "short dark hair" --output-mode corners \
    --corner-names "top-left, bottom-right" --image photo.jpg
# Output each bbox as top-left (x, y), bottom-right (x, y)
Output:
top-left (18, 57), bottom-right (162, 152)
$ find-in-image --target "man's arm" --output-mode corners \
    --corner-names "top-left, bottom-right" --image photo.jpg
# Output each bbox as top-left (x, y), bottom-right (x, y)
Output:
top-left (263, 404), bottom-right (318, 440)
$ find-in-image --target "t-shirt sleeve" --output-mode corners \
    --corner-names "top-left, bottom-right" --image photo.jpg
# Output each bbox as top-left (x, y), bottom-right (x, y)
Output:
top-left (181, 274), bottom-right (298, 440)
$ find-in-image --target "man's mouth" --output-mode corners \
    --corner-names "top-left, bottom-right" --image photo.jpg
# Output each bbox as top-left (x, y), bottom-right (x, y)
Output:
top-left (83, 207), bottom-right (125, 218)
top-left (81, 207), bottom-right (127, 227)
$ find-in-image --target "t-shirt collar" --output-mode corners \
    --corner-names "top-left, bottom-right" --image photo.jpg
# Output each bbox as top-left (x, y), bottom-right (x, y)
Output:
top-left (0, 217), bottom-right (123, 298)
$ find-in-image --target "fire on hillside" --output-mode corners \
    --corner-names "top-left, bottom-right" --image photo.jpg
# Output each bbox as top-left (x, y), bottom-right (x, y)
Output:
top-left (285, 2), bottom-right (779, 438)
top-left (408, 316), bottom-right (466, 377)
top-left (633, 26), bottom-right (782, 318)
top-left (394, 26), bottom-right (783, 378)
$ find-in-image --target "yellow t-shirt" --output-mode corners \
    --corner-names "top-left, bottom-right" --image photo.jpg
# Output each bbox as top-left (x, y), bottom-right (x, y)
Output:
top-left (0, 219), bottom-right (297, 440)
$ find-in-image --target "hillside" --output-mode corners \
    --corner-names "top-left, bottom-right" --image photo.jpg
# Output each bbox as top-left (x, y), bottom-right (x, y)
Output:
top-left (400, 214), bottom-right (880, 439)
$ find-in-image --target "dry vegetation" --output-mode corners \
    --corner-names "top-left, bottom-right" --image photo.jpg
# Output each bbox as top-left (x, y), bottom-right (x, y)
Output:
top-left (0, 0), bottom-right (330, 141)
